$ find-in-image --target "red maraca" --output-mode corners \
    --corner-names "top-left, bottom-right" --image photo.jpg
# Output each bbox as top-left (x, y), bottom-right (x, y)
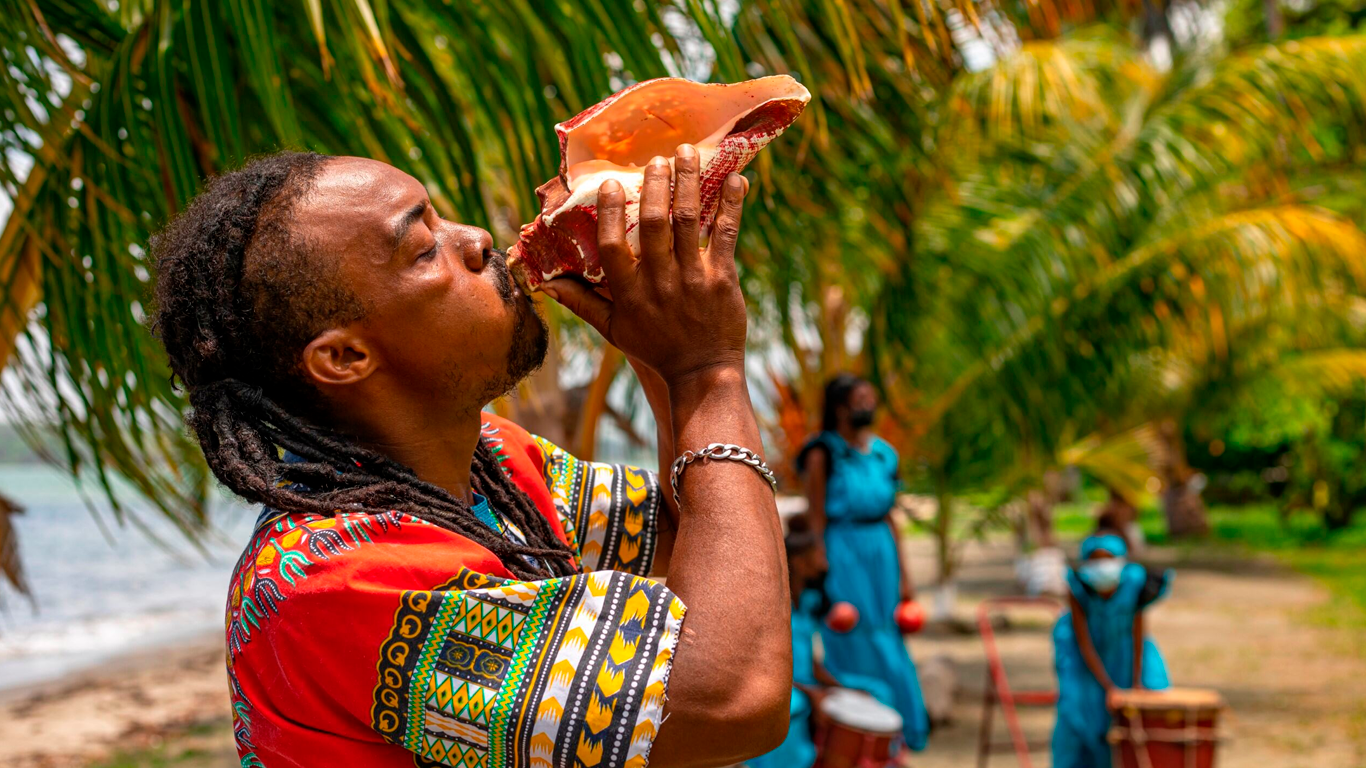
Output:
top-left (894, 600), bottom-right (926, 634)
top-left (826, 602), bottom-right (860, 633)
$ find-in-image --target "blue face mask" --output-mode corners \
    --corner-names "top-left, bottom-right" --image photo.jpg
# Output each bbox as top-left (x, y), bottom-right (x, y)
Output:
top-left (1079, 558), bottom-right (1125, 592)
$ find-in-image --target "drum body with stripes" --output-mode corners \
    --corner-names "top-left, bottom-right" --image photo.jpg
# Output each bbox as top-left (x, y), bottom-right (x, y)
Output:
top-left (1109, 687), bottom-right (1223, 768)
top-left (814, 688), bottom-right (903, 768)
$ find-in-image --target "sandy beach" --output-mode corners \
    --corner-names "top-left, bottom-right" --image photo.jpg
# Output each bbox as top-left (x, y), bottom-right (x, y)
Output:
top-left (0, 631), bottom-right (231, 767)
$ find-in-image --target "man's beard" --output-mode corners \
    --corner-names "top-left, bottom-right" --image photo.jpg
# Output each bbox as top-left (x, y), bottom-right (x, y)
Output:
top-left (489, 248), bottom-right (548, 395)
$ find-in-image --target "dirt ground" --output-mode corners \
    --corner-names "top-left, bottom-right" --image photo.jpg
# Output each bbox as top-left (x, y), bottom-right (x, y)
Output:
top-left (904, 538), bottom-right (1366, 768)
top-left (1, 536), bottom-right (1362, 767)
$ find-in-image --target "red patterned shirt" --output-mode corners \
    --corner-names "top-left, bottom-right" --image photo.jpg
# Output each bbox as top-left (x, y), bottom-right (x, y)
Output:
top-left (224, 414), bottom-right (683, 767)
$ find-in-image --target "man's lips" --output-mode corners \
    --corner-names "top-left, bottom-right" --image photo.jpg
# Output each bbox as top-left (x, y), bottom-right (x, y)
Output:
top-left (487, 248), bottom-right (534, 308)
top-left (505, 251), bottom-right (534, 296)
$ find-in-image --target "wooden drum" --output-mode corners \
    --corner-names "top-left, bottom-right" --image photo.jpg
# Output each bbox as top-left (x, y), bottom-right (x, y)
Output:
top-left (814, 688), bottom-right (904, 768)
top-left (1108, 688), bottom-right (1224, 768)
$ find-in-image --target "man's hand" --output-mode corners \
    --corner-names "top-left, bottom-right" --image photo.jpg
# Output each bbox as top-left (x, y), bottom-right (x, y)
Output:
top-left (545, 145), bottom-right (789, 766)
top-left (541, 144), bottom-right (749, 386)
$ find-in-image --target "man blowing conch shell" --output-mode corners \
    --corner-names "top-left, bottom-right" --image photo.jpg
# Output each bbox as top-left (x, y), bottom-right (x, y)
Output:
top-left (149, 108), bottom-right (797, 765)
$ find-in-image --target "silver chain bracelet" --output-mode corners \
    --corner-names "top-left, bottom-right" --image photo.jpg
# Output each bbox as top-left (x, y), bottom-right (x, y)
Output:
top-left (669, 442), bottom-right (778, 509)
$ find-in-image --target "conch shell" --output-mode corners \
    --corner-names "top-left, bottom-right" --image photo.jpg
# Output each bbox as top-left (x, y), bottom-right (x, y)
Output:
top-left (507, 75), bottom-right (811, 289)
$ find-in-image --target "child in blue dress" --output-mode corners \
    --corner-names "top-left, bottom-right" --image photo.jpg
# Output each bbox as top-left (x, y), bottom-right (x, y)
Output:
top-left (1052, 528), bottom-right (1174, 768)
top-left (750, 518), bottom-right (897, 768)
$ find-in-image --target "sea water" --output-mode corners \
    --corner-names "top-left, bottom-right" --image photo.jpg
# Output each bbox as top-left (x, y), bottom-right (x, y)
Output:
top-left (0, 465), bottom-right (255, 691)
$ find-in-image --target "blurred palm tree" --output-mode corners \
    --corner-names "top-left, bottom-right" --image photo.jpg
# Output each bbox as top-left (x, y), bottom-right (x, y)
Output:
top-left (872, 30), bottom-right (1366, 573)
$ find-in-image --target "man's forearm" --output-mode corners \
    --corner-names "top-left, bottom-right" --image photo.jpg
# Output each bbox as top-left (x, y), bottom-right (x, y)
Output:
top-left (631, 358), bottom-right (678, 527)
top-left (651, 364), bottom-right (791, 764)
top-left (632, 358), bottom-right (678, 576)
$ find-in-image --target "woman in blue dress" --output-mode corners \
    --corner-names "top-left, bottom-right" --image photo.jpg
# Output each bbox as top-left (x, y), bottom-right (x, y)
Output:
top-left (1052, 529), bottom-right (1173, 768)
top-left (797, 373), bottom-right (930, 752)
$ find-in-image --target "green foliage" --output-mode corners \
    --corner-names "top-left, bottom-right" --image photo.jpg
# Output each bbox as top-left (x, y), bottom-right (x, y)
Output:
top-left (0, 0), bottom-right (1175, 536)
top-left (873, 30), bottom-right (1366, 506)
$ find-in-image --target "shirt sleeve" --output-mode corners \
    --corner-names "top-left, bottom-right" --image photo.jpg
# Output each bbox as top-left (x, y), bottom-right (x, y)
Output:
top-left (368, 568), bottom-right (685, 768)
top-left (531, 435), bottom-right (663, 575)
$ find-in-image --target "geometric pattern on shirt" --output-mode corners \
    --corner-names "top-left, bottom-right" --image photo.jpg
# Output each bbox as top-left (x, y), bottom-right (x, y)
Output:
top-left (370, 567), bottom-right (685, 768)
top-left (533, 436), bottom-right (660, 576)
top-left (226, 508), bottom-right (419, 766)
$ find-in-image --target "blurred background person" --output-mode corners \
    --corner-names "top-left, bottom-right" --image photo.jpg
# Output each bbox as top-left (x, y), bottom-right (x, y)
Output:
top-left (1097, 487), bottom-right (1147, 556)
top-left (1052, 527), bottom-right (1173, 768)
top-left (798, 373), bottom-right (930, 751)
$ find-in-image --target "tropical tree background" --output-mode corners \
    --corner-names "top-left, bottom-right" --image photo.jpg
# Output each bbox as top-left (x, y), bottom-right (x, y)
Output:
top-left (1, 0), bottom-right (1365, 603)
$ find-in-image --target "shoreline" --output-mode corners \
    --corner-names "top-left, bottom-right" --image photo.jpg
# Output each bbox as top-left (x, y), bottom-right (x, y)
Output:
top-left (0, 626), bottom-right (222, 704)
top-left (0, 629), bottom-right (231, 767)
top-left (0, 619), bottom-right (225, 702)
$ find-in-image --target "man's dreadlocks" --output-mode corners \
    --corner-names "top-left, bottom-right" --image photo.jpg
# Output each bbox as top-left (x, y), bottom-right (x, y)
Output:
top-left (150, 151), bottom-right (576, 580)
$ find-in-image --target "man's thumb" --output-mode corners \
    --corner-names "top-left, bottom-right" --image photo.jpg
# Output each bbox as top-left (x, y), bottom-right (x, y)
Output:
top-left (540, 279), bottom-right (612, 337)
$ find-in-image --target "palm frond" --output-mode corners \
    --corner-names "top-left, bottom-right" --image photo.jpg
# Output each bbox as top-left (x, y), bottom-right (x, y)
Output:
top-left (1059, 423), bottom-right (1163, 502)
top-left (947, 31), bottom-right (1156, 143)
top-left (0, 1), bottom-right (692, 533)
top-left (1259, 349), bottom-right (1366, 396)
top-left (885, 204), bottom-right (1366, 474)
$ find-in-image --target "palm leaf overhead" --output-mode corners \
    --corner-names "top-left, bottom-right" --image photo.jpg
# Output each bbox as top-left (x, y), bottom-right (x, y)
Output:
top-left (1059, 424), bottom-right (1164, 502)
top-left (0, 1), bottom-right (694, 539)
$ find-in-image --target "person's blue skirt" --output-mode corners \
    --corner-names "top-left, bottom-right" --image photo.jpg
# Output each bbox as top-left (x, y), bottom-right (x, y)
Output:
top-left (820, 520), bottom-right (930, 751)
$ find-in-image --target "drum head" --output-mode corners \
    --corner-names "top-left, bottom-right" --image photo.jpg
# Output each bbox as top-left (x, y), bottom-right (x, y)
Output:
top-left (1111, 687), bottom-right (1225, 711)
top-left (819, 688), bottom-right (903, 734)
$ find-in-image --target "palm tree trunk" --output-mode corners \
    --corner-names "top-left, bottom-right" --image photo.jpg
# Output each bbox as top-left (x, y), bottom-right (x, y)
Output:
top-left (0, 494), bottom-right (29, 599)
top-left (931, 467), bottom-right (958, 620)
top-left (1140, 0), bottom-right (1175, 46)
top-left (1157, 419), bottom-right (1211, 537)
top-left (1264, 0), bottom-right (1285, 39)
top-left (575, 346), bottom-right (624, 461)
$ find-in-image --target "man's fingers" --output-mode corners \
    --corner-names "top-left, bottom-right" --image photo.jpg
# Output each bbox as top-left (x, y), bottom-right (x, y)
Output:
top-left (705, 173), bottom-right (748, 272)
top-left (638, 157), bottom-right (672, 271)
top-left (672, 145), bottom-right (701, 268)
top-left (541, 279), bottom-right (613, 340)
top-left (596, 180), bottom-right (634, 288)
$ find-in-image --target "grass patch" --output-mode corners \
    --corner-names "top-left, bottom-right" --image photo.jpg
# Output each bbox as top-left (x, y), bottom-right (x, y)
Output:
top-left (906, 489), bottom-right (1364, 631)
top-left (87, 720), bottom-right (234, 768)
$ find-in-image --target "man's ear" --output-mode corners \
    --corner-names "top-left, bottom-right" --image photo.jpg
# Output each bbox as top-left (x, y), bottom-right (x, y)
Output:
top-left (302, 328), bottom-right (376, 388)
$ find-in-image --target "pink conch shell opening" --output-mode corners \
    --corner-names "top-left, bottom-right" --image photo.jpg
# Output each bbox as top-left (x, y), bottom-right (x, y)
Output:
top-left (508, 75), bottom-right (811, 288)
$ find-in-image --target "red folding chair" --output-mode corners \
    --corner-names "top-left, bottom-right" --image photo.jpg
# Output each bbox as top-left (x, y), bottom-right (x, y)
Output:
top-left (976, 596), bottom-right (1064, 768)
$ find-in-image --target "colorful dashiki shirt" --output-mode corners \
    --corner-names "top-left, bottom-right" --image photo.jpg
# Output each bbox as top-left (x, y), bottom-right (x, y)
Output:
top-left (224, 414), bottom-right (681, 768)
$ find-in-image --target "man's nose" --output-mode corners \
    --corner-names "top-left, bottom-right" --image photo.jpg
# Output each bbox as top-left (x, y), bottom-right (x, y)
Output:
top-left (456, 225), bottom-right (494, 271)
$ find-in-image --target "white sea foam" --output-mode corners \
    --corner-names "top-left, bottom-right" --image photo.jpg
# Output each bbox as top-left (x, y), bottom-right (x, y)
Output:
top-left (0, 607), bottom-right (218, 660)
